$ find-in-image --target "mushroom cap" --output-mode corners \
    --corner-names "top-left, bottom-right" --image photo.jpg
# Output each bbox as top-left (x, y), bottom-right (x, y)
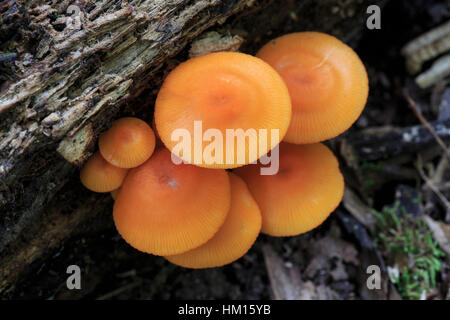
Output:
top-left (99, 117), bottom-right (156, 168)
top-left (235, 143), bottom-right (344, 236)
top-left (113, 148), bottom-right (231, 256)
top-left (80, 152), bottom-right (128, 193)
top-left (155, 51), bottom-right (292, 169)
top-left (257, 32), bottom-right (369, 144)
top-left (165, 173), bottom-right (262, 268)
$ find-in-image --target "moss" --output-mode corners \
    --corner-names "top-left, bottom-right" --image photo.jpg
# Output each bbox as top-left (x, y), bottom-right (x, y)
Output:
top-left (363, 178), bottom-right (375, 189)
top-left (360, 160), bottom-right (384, 171)
top-left (359, 160), bottom-right (385, 193)
top-left (371, 202), bottom-right (445, 299)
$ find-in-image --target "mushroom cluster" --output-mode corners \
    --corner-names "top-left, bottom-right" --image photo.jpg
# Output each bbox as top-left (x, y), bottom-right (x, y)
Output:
top-left (80, 117), bottom-right (156, 193)
top-left (80, 31), bottom-right (368, 269)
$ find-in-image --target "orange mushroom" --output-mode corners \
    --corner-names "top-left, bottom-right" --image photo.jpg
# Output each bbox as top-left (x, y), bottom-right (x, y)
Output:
top-left (99, 117), bottom-right (156, 168)
top-left (165, 173), bottom-right (262, 268)
top-left (155, 51), bottom-right (292, 169)
top-left (113, 148), bottom-right (231, 256)
top-left (235, 143), bottom-right (344, 237)
top-left (257, 32), bottom-right (369, 144)
top-left (80, 152), bottom-right (128, 193)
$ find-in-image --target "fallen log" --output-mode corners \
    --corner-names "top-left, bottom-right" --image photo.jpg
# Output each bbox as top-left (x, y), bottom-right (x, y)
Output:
top-left (341, 119), bottom-right (450, 162)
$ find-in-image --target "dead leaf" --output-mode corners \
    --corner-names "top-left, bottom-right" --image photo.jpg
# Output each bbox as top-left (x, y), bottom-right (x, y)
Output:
top-left (342, 187), bottom-right (376, 231)
top-left (423, 215), bottom-right (450, 260)
top-left (263, 244), bottom-right (338, 300)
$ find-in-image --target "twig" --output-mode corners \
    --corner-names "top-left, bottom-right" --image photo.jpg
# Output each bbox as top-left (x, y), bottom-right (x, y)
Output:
top-left (403, 90), bottom-right (450, 160)
top-left (402, 21), bottom-right (450, 57)
top-left (402, 20), bottom-right (450, 74)
top-left (430, 155), bottom-right (448, 185)
top-left (96, 280), bottom-right (142, 300)
top-left (262, 244), bottom-right (303, 300)
top-left (416, 155), bottom-right (450, 212)
top-left (415, 54), bottom-right (450, 89)
top-left (342, 187), bottom-right (376, 232)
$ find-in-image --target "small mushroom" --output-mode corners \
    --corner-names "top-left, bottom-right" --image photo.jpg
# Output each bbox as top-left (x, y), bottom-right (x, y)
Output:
top-left (235, 143), bottom-right (344, 236)
top-left (113, 148), bottom-right (231, 256)
top-left (80, 152), bottom-right (128, 193)
top-left (99, 117), bottom-right (156, 168)
top-left (155, 51), bottom-right (292, 169)
top-left (257, 32), bottom-right (369, 144)
top-left (165, 173), bottom-right (262, 269)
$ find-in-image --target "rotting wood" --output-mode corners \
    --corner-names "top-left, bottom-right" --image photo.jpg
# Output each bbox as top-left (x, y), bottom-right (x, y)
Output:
top-left (340, 119), bottom-right (450, 162)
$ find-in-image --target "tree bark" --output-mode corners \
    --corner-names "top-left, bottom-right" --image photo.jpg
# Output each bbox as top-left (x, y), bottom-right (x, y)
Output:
top-left (0, 0), bottom-right (381, 298)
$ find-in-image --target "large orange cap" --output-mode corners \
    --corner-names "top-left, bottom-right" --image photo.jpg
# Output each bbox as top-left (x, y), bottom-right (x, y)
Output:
top-left (113, 148), bottom-right (231, 256)
top-left (257, 32), bottom-right (369, 144)
top-left (155, 51), bottom-right (292, 169)
top-left (80, 152), bottom-right (128, 193)
top-left (165, 173), bottom-right (262, 268)
top-left (99, 117), bottom-right (156, 168)
top-left (235, 143), bottom-right (344, 236)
